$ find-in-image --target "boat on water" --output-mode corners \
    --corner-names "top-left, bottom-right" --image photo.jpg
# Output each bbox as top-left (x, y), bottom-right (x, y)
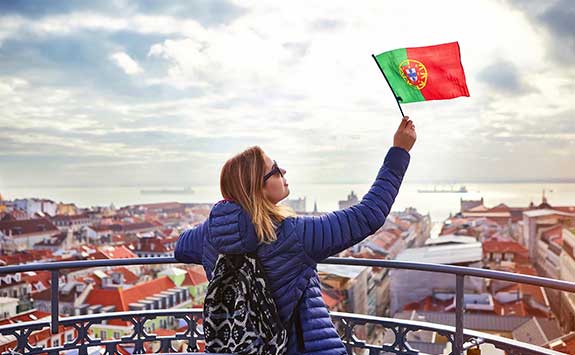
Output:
top-left (418, 185), bottom-right (468, 193)
top-left (140, 187), bottom-right (194, 195)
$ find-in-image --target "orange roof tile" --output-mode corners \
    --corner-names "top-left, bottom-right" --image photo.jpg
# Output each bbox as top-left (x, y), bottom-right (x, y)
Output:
top-left (488, 203), bottom-right (510, 212)
top-left (84, 276), bottom-right (176, 312)
top-left (554, 206), bottom-right (575, 214)
top-left (182, 269), bottom-right (208, 286)
top-left (483, 241), bottom-right (529, 258)
top-left (0, 310), bottom-right (51, 325)
top-left (113, 267), bottom-right (139, 284)
top-left (93, 246), bottom-right (138, 259)
top-left (321, 291), bottom-right (343, 309)
top-left (545, 331), bottom-right (575, 354)
top-left (541, 224), bottom-right (563, 243)
top-left (0, 218), bottom-right (58, 237)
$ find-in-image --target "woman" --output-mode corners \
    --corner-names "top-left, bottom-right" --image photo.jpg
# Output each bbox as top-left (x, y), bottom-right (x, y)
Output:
top-left (175, 116), bottom-right (416, 354)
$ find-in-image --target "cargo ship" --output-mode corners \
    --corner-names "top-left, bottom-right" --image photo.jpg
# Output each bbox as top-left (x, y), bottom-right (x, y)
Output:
top-left (417, 185), bottom-right (468, 193)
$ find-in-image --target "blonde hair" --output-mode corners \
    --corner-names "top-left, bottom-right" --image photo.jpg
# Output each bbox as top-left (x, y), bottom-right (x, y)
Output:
top-left (220, 146), bottom-right (295, 243)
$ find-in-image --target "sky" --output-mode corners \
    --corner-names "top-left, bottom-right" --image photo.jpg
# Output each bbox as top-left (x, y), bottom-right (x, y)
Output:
top-left (0, 0), bottom-right (573, 188)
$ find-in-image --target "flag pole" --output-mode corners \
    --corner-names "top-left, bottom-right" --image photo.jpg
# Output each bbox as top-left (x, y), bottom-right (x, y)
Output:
top-left (371, 54), bottom-right (405, 118)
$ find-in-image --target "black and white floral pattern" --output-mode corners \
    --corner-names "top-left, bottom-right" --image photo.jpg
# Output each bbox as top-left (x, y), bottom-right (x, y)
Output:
top-left (203, 254), bottom-right (288, 355)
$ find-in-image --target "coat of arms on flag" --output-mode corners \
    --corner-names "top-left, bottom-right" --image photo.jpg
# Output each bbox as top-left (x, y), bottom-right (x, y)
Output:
top-left (399, 59), bottom-right (428, 90)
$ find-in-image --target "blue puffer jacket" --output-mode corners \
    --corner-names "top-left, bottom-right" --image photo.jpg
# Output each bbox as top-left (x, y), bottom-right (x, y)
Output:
top-left (175, 147), bottom-right (410, 355)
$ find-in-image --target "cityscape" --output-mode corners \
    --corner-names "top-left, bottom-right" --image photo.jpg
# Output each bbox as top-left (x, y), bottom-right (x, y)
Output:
top-left (0, 190), bottom-right (574, 353)
top-left (0, 0), bottom-right (573, 354)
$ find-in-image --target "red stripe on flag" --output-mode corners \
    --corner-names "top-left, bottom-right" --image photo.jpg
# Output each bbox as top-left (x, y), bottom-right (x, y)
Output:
top-left (405, 42), bottom-right (469, 101)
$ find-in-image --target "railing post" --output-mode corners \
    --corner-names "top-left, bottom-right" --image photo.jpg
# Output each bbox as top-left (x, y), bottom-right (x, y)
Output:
top-left (454, 274), bottom-right (464, 355)
top-left (51, 270), bottom-right (59, 334)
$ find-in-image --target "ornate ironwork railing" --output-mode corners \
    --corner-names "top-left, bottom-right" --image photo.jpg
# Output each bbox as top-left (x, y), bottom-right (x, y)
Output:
top-left (0, 257), bottom-right (573, 355)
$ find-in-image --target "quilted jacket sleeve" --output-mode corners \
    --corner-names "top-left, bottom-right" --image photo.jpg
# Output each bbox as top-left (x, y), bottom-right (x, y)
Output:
top-left (174, 221), bottom-right (207, 264)
top-left (298, 147), bottom-right (410, 262)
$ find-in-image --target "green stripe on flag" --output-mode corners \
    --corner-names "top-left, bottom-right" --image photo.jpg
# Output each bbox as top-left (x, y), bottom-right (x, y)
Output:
top-left (375, 48), bottom-right (425, 103)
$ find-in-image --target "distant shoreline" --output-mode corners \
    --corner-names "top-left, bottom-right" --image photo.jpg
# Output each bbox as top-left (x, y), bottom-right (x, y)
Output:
top-left (3, 179), bottom-right (575, 189)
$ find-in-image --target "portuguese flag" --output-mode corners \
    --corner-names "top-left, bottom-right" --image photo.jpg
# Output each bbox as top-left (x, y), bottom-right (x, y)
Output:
top-left (374, 42), bottom-right (469, 103)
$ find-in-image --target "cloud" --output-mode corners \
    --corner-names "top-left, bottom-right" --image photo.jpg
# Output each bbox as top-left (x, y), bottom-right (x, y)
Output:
top-left (477, 60), bottom-right (536, 95)
top-left (538, 0), bottom-right (575, 65)
top-left (0, 0), bottom-right (573, 188)
top-left (310, 19), bottom-right (345, 31)
top-left (508, 0), bottom-right (575, 66)
top-left (282, 42), bottom-right (310, 60)
top-left (0, 0), bottom-right (245, 26)
top-left (110, 52), bottom-right (143, 75)
top-left (0, 31), bottom-right (204, 102)
top-left (0, 0), bottom-right (124, 19)
top-left (134, 0), bottom-right (246, 24)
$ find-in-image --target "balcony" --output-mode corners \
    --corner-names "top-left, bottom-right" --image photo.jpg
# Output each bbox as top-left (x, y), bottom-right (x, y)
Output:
top-left (1, 257), bottom-right (574, 355)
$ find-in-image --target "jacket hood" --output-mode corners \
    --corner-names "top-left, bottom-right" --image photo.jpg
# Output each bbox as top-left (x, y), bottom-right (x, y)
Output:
top-left (208, 200), bottom-right (260, 254)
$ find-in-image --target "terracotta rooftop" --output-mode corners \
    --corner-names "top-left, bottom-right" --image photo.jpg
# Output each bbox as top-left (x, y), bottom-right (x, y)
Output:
top-left (541, 224), bottom-right (563, 244)
top-left (135, 236), bottom-right (177, 253)
top-left (34, 232), bottom-right (67, 246)
top-left (122, 221), bottom-right (158, 232)
top-left (554, 206), bottom-right (575, 214)
top-left (87, 267), bottom-right (140, 288)
top-left (92, 246), bottom-right (138, 260)
top-left (88, 224), bottom-right (114, 232)
top-left (483, 240), bottom-right (529, 258)
top-left (487, 203), bottom-right (510, 212)
top-left (182, 268), bottom-right (208, 286)
top-left (84, 276), bottom-right (177, 312)
top-left (0, 310), bottom-right (51, 325)
top-left (545, 331), bottom-right (575, 354)
top-left (490, 265), bottom-right (551, 318)
top-left (0, 250), bottom-right (54, 265)
top-left (322, 290), bottom-right (344, 309)
top-left (20, 271), bottom-right (51, 292)
top-left (0, 310), bottom-right (73, 353)
top-left (50, 214), bottom-right (90, 222)
top-left (0, 218), bottom-right (58, 237)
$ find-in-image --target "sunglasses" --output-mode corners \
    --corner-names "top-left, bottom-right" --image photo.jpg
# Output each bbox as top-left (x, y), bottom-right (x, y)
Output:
top-left (263, 160), bottom-right (283, 183)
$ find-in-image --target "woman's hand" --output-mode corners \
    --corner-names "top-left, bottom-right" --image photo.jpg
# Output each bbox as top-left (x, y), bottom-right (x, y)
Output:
top-left (393, 116), bottom-right (416, 152)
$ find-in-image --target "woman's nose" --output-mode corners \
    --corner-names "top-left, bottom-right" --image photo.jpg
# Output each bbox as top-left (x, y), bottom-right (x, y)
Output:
top-left (280, 168), bottom-right (286, 175)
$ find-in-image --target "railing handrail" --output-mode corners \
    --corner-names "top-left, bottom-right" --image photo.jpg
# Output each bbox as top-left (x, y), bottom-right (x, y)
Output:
top-left (1, 256), bottom-right (572, 355)
top-left (1, 256), bottom-right (574, 292)
top-left (330, 312), bottom-right (567, 355)
top-left (0, 308), bottom-right (565, 355)
top-left (0, 309), bottom-right (204, 333)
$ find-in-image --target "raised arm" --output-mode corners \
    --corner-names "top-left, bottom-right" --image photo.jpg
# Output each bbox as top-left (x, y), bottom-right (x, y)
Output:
top-left (298, 117), bottom-right (415, 262)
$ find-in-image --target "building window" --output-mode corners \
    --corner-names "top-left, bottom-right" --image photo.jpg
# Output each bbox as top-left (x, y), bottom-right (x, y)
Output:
top-left (66, 334), bottom-right (74, 342)
top-left (53, 339), bottom-right (59, 347)
top-left (494, 253), bottom-right (501, 262)
top-left (100, 331), bottom-right (106, 340)
top-left (113, 331), bottom-right (121, 339)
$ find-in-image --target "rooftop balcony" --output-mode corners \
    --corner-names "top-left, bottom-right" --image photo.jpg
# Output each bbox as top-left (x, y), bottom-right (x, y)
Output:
top-left (1, 257), bottom-right (574, 355)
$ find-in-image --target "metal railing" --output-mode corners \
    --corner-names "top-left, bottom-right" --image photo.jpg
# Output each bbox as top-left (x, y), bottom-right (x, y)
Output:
top-left (1, 257), bottom-right (574, 355)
